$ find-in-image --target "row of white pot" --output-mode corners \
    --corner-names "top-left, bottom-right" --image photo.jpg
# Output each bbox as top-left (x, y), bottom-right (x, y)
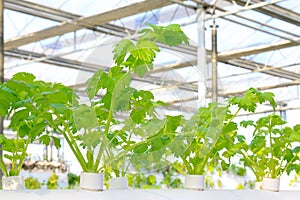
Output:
top-left (256, 177), bottom-right (280, 192)
top-left (1, 172), bottom-right (129, 191)
top-left (79, 172), bottom-right (128, 191)
top-left (185, 175), bottom-right (280, 192)
top-left (2, 176), bottom-right (25, 190)
top-left (1, 173), bottom-right (280, 192)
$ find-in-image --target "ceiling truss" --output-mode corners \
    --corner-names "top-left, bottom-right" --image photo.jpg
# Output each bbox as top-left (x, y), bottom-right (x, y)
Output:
top-left (3, 0), bottom-right (300, 113)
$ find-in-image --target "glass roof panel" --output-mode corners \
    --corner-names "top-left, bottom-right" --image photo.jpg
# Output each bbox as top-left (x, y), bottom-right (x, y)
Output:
top-left (4, 10), bottom-right (58, 40)
top-left (25, 0), bottom-right (143, 17)
top-left (2, 0), bottom-right (300, 115)
top-left (277, 0), bottom-right (300, 13)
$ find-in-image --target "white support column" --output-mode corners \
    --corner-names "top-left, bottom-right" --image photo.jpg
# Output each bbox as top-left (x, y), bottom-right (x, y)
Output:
top-left (196, 3), bottom-right (208, 107)
top-left (211, 22), bottom-right (218, 103)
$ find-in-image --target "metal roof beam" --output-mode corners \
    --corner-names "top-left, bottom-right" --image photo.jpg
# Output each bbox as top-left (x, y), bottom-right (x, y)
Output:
top-left (149, 54), bottom-right (300, 81)
top-left (147, 57), bottom-right (300, 81)
top-left (4, 0), bottom-right (300, 86)
top-left (223, 81), bottom-right (300, 97)
top-left (7, 49), bottom-right (300, 110)
top-left (4, 0), bottom-right (173, 50)
top-left (4, 0), bottom-right (131, 38)
top-left (5, 49), bottom-right (101, 73)
top-left (224, 58), bottom-right (300, 81)
top-left (7, 0), bottom-right (299, 61)
top-left (6, 49), bottom-right (197, 92)
top-left (157, 80), bottom-right (300, 107)
top-left (223, 0), bottom-right (300, 27)
top-left (4, 0), bottom-right (80, 21)
top-left (207, 0), bottom-right (285, 20)
top-left (218, 39), bottom-right (300, 60)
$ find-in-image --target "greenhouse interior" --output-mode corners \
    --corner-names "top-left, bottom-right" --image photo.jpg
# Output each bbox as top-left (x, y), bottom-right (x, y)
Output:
top-left (1, 0), bottom-right (300, 198)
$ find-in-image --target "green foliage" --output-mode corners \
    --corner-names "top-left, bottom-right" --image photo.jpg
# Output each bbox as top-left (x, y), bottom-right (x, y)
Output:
top-left (226, 87), bottom-right (300, 181)
top-left (25, 177), bottom-right (41, 189)
top-left (104, 115), bottom-right (186, 177)
top-left (221, 87), bottom-right (283, 181)
top-left (175, 88), bottom-right (279, 178)
top-left (0, 72), bottom-right (77, 177)
top-left (227, 87), bottom-right (276, 112)
top-left (160, 163), bottom-right (184, 189)
top-left (140, 24), bottom-right (189, 47)
top-left (236, 183), bottom-right (245, 190)
top-left (59, 24), bottom-right (189, 176)
top-left (178, 103), bottom-right (227, 175)
top-left (67, 172), bottom-right (80, 189)
top-left (230, 164), bottom-right (247, 177)
top-left (47, 172), bottom-right (59, 189)
top-left (236, 114), bottom-right (300, 180)
top-left (126, 164), bottom-right (184, 189)
top-left (112, 24), bottom-right (189, 77)
top-left (127, 173), bottom-right (160, 189)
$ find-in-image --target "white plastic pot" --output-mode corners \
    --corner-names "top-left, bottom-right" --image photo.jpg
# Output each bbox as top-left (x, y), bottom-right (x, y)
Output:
top-left (109, 177), bottom-right (128, 189)
top-left (262, 177), bottom-right (280, 192)
top-left (184, 174), bottom-right (205, 190)
top-left (254, 181), bottom-right (262, 190)
top-left (2, 176), bottom-right (25, 190)
top-left (80, 172), bottom-right (103, 191)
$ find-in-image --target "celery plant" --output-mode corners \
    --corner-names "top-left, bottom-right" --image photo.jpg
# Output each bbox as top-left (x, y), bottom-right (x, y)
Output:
top-left (57, 24), bottom-right (189, 175)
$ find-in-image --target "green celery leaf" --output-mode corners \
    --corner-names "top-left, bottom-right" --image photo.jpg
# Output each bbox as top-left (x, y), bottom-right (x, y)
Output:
top-left (261, 92), bottom-right (276, 110)
top-left (79, 131), bottom-right (101, 149)
top-left (240, 120), bottom-right (255, 128)
top-left (140, 24), bottom-right (189, 46)
top-left (130, 108), bottom-right (146, 124)
top-left (86, 69), bottom-right (109, 99)
top-left (134, 143), bottom-right (148, 154)
top-left (39, 135), bottom-right (51, 146)
top-left (10, 109), bottom-right (29, 128)
top-left (113, 39), bottom-right (135, 65)
top-left (11, 72), bottom-right (36, 83)
top-left (72, 105), bottom-right (98, 130)
top-left (111, 73), bottom-right (133, 111)
top-left (221, 160), bottom-right (230, 171)
top-left (141, 118), bottom-right (165, 137)
top-left (131, 40), bottom-right (159, 63)
top-left (236, 135), bottom-right (246, 142)
top-left (50, 103), bottom-right (68, 114)
top-left (18, 124), bottom-right (30, 138)
top-left (133, 62), bottom-right (150, 77)
top-left (250, 135), bottom-right (266, 153)
top-left (164, 115), bottom-right (183, 133)
top-left (283, 149), bottom-right (294, 162)
top-left (51, 136), bottom-right (61, 148)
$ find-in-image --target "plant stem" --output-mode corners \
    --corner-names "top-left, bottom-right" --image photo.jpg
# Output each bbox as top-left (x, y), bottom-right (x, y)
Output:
top-left (268, 118), bottom-right (275, 178)
top-left (280, 156), bottom-right (297, 177)
top-left (121, 153), bottom-right (126, 177)
top-left (171, 162), bottom-right (186, 175)
top-left (94, 105), bottom-right (114, 170)
top-left (274, 143), bottom-right (288, 178)
top-left (121, 150), bottom-right (126, 176)
top-left (125, 156), bottom-right (133, 175)
top-left (11, 133), bottom-right (20, 176)
top-left (16, 139), bottom-right (30, 175)
top-left (240, 150), bottom-right (264, 180)
top-left (180, 155), bottom-right (192, 174)
top-left (227, 108), bottom-right (241, 127)
top-left (276, 145), bottom-right (297, 178)
top-left (121, 131), bottom-right (134, 176)
top-left (54, 123), bottom-right (87, 172)
top-left (0, 155), bottom-right (8, 177)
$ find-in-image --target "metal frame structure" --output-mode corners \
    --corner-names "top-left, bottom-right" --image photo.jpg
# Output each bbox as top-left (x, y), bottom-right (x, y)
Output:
top-left (2, 0), bottom-right (300, 115)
